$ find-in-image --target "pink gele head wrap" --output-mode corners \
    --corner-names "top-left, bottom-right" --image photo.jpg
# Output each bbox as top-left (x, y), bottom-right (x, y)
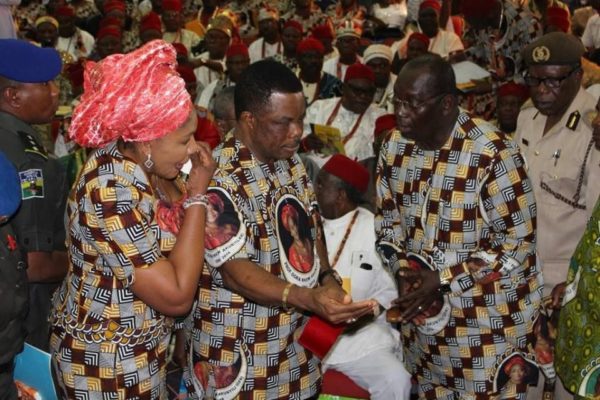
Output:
top-left (281, 204), bottom-right (299, 231)
top-left (69, 39), bottom-right (191, 147)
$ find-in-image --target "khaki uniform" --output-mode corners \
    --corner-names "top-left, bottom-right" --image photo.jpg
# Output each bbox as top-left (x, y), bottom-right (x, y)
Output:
top-left (515, 88), bottom-right (600, 295)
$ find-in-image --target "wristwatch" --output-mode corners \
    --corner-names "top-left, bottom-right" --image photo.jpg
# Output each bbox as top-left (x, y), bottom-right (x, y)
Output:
top-left (318, 268), bottom-right (343, 287)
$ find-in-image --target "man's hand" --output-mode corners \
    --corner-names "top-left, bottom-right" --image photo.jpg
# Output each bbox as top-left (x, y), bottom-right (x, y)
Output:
top-left (306, 283), bottom-right (376, 325)
top-left (301, 134), bottom-right (325, 152)
top-left (394, 268), bottom-right (442, 323)
top-left (550, 282), bottom-right (567, 310)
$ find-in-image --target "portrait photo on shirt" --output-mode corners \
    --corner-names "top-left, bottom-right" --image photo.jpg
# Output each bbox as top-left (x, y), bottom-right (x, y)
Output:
top-left (276, 197), bottom-right (314, 274)
top-left (190, 341), bottom-right (248, 398)
top-left (204, 188), bottom-right (242, 251)
top-left (494, 354), bottom-right (539, 393)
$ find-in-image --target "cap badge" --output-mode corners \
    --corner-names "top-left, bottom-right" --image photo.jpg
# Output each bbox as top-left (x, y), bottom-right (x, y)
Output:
top-left (532, 45), bottom-right (550, 63)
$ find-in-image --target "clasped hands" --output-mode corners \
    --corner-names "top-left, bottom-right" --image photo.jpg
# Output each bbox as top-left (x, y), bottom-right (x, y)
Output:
top-left (391, 267), bottom-right (443, 325)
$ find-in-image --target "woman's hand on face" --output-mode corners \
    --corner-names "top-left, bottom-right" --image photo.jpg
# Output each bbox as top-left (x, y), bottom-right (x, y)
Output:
top-left (187, 141), bottom-right (217, 195)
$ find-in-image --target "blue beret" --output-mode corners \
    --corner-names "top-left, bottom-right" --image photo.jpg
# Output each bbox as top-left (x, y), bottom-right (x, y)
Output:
top-left (0, 151), bottom-right (21, 218)
top-left (0, 39), bottom-right (62, 83)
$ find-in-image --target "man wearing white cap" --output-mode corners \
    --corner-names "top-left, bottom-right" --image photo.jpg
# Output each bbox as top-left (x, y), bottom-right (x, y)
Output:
top-left (248, 7), bottom-right (283, 63)
top-left (323, 21), bottom-right (362, 80)
top-left (364, 44), bottom-right (396, 113)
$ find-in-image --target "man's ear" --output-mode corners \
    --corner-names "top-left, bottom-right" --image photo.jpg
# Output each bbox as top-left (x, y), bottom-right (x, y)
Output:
top-left (1, 85), bottom-right (21, 110)
top-left (239, 110), bottom-right (255, 131)
top-left (441, 93), bottom-right (457, 115)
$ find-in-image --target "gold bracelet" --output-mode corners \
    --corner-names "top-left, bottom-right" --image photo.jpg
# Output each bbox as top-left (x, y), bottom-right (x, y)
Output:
top-left (281, 282), bottom-right (295, 313)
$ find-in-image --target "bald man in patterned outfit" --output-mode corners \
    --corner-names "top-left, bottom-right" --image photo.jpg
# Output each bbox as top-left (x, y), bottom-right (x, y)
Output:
top-left (375, 54), bottom-right (543, 400)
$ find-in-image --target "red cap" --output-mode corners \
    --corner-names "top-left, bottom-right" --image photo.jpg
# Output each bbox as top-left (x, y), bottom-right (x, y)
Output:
top-left (283, 20), bottom-right (303, 34)
top-left (97, 25), bottom-right (122, 40)
top-left (226, 42), bottom-right (249, 59)
top-left (344, 63), bottom-right (375, 84)
top-left (546, 6), bottom-right (570, 33)
top-left (419, 0), bottom-right (441, 13)
top-left (374, 114), bottom-right (396, 138)
top-left (55, 5), bottom-right (75, 17)
top-left (99, 16), bottom-right (122, 28)
top-left (297, 37), bottom-right (325, 55)
top-left (140, 12), bottom-right (162, 34)
top-left (322, 154), bottom-right (370, 193)
top-left (461, 0), bottom-right (498, 18)
top-left (103, 0), bottom-right (126, 14)
top-left (171, 42), bottom-right (188, 58)
top-left (176, 64), bottom-right (196, 83)
top-left (311, 24), bottom-right (334, 40)
top-left (497, 82), bottom-right (529, 101)
top-left (162, 0), bottom-right (182, 12)
top-left (408, 32), bottom-right (430, 47)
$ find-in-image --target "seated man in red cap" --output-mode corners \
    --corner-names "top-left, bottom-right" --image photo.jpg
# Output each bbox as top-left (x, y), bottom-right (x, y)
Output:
top-left (302, 63), bottom-right (385, 163)
top-left (315, 154), bottom-right (412, 400)
top-left (139, 11), bottom-right (163, 45)
top-left (312, 24), bottom-right (337, 61)
top-left (162, 0), bottom-right (201, 56)
top-left (55, 5), bottom-right (95, 61)
top-left (197, 42), bottom-right (249, 110)
top-left (297, 37), bottom-right (342, 106)
top-left (391, 0), bottom-right (462, 62)
top-left (272, 20), bottom-right (304, 71)
top-left (391, 32), bottom-right (430, 74)
top-left (493, 82), bottom-right (528, 136)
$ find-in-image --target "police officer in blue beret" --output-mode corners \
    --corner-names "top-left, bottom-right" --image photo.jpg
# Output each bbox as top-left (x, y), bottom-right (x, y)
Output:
top-left (0, 150), bottom-right (28, 400)
top-left (0, 39), bottom-right (68, 352)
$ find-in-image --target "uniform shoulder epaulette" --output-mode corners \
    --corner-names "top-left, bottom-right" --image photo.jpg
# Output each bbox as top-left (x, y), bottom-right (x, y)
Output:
top-left (565, 110), bottom-right (582, 131)
top-left (17, 131), bottom-right (48, 160)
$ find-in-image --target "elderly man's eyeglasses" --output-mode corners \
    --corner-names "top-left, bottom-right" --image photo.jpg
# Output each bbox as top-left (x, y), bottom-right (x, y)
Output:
top-left (524, 67), bottom-right (580, 88)
top-left (393, 93), bottom-right (447, 111)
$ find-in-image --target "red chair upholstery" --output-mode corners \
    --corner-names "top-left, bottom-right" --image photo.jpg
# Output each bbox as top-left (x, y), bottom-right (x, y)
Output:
top-left (321, 369), bottom-right (370, 399)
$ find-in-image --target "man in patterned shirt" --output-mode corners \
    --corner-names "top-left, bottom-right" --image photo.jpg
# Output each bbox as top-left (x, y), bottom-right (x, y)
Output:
top-left (183, 59), bottom-right (376, 399)
top-left (375, 53), bottom-right (543, 399)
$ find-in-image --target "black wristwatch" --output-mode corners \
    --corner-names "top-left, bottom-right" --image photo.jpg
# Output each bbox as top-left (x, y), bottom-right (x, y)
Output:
top-left (318, 268), bottom-right (343, 287)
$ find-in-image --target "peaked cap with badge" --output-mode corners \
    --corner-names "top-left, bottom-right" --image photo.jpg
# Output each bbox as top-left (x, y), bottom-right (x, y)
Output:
top-left (522, 31), bottom-right (584, 66)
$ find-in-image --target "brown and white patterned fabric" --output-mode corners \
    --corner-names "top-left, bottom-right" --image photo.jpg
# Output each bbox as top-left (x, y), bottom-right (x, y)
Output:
top-left (181, 133), bottom-right (321, 399)
top-left (461, 1), bottom-right (542, 120)
top-left (50, 142), bottom-right (176, 399)
top-left (375, 111), bottom-right (543, 399)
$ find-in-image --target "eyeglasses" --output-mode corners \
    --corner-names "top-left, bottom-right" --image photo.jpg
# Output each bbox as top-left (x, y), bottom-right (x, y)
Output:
top-left (393, 93), bottom-right (447, 111)
top-left (524, 67), bottom-right (580, 88)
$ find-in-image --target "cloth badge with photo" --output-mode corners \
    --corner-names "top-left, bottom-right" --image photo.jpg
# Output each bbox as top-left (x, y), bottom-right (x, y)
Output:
top-left (19, 169), bottom-right (44, 199)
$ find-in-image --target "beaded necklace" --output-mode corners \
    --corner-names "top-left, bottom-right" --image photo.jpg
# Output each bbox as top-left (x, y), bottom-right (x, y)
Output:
top-left (330, 210), bottom-right (359, 268)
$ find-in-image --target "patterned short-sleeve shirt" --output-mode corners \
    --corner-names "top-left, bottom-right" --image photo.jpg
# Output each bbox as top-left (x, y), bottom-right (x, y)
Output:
top-left (51, 142), bottom-right (176, 337)
top-left (183, 134), bottom-right (321, 399)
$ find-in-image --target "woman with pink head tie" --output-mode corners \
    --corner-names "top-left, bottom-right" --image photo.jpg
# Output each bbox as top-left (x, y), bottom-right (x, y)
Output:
top-left (49, 39), bottom-right (215, 399)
